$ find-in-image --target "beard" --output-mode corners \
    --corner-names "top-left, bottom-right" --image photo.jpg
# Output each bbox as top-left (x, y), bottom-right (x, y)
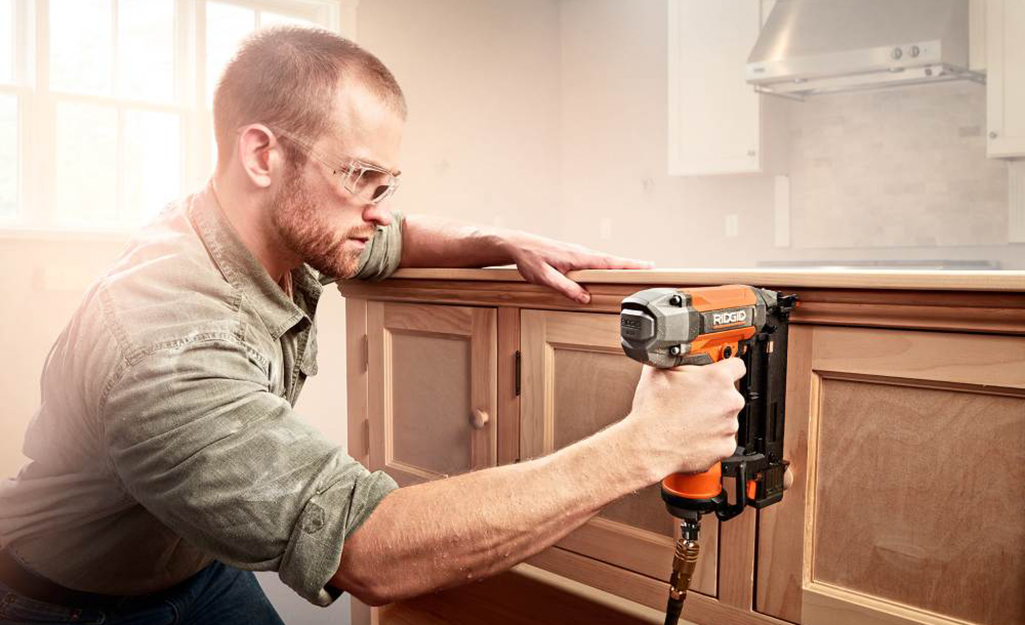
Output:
top-left (271, 166), bottom-right (369, 280)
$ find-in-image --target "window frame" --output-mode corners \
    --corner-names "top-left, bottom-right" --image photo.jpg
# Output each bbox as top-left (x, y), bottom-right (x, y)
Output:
top-left (1, 0), bottom-right (353, 237)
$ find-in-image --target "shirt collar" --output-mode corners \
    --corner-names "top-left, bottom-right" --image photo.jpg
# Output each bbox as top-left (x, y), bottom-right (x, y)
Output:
top-left (188, 183), bottom-right (323, 340)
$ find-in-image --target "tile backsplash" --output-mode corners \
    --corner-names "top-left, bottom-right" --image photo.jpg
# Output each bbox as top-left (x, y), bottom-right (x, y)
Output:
top-left (789, 81), bottom-right (1008, 249)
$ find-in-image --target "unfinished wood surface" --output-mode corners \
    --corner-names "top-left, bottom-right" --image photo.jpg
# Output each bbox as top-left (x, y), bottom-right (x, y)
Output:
top-left (337, 280), bottom-right (1025, 334)
top-left (381, 267), bottom-right (1025, 292)
top-left (756, 324), bottom-right (813, 623)
top-left (377, 564), bottom-right (668, 625)
top-left (813, 379), bottom-right (1024, 624)
top-left (759, 325), bottom-right (1025, 625)
top-left (351, 598), bottom-right (378, 625)
top-left (527, 548), bottom-right (792, 625)
top-left (717, 497), bottom-right (757, 611)
top-left (346, 298), bottom-right (370, 466)
top-left (497, 307), bottom-right (520, 465)
top-left (367, 302), bottom-right (497, 485)
top-left (520, 310), bottom-right (718, 596)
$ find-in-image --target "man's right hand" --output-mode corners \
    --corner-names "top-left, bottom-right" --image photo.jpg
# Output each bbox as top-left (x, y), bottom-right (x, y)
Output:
top-left (624, 358), bottom-right (747, 482)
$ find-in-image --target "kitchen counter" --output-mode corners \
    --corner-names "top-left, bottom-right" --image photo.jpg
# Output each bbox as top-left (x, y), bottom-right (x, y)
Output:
top-left (383, 267), bottom-right (1025, 291)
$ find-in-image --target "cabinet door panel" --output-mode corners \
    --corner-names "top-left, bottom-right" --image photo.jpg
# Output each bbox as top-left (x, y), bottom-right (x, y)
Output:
top-left (521, 310), bottom-right (718, 596)
top-left (368, 302), bottom-right (497, 486)
top-left (987, 0), bottom-right (1025, 158)
top-left (757, 325), bottom-right (1025, 625)
top-left (551, 349), bottom-right (675, 538)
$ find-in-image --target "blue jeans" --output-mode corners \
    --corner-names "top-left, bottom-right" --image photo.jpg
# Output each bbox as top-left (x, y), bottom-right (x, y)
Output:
top-left (0, 562), bottom-right (284, 625)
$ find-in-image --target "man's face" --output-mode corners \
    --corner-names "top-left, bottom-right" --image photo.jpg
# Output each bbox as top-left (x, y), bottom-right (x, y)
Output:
top-left (271, 83), bottom-right (404, 279)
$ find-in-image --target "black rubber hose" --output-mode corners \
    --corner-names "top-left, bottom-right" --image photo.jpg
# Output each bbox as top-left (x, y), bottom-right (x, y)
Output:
top-left (664, 596), bottom-right (684, 625)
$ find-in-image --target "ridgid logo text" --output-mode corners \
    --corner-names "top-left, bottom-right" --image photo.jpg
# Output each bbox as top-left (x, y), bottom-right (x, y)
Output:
top-left (713, 310), bottom-right (747, 325)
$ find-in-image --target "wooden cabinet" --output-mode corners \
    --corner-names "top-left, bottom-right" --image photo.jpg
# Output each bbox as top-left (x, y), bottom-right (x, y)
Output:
top-left (758, 325), bottom-right (1025, 625)
top-left (986, 0), bottom-right (1025, 158)
top-left (340, 269), bottom-right (1025, 625)
top-left (667, 0), bottom-right (788, 176)
top-left (364, 301), bottom-right (498, 485)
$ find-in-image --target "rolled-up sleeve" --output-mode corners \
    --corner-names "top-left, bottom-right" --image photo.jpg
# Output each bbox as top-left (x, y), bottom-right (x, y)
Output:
top-left (353, 211), bottom-right (404, 282)
top-left (101, 338), bottom-right (396, 606)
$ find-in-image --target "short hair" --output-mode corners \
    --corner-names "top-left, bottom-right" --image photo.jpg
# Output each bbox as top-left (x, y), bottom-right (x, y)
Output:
top-left (212, 26), bottom-right (406, 168)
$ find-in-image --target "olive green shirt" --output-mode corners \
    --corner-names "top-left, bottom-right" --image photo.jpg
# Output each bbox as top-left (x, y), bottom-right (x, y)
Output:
top-left (0, 185), bottom-right (402, 606)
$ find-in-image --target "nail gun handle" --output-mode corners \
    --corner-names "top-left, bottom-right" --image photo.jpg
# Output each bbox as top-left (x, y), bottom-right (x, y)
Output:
top-left (662, 463), bottom-right (722, 500)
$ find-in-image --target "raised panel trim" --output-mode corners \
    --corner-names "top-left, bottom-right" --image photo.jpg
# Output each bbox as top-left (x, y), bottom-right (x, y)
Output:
top-left (804, 581), bottom-right (980, 625)
top-left (557, 517), bottom-right (675, 581)
top-left (527, 548), bottom-right (791, 625)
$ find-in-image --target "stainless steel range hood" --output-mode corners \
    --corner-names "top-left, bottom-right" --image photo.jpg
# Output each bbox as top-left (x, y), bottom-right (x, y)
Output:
top-left (746, 0), bottom-right (982, 98)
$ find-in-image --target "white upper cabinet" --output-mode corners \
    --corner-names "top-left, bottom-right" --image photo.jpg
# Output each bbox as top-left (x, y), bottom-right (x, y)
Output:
top-left (986, 0), bottom-right (1025, 158)
top-left (668, 0), bottom-right (788, 176)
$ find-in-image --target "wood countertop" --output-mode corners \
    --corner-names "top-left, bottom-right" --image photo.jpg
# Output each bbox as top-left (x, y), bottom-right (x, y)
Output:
top-left (386, 267), bottom-right (1025, 292)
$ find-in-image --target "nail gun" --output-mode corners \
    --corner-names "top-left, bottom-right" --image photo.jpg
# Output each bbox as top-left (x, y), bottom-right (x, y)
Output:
top-left (620, 285), bottom-right (797, 625)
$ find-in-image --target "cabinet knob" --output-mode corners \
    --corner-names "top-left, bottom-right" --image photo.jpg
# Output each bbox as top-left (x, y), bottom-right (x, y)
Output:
top-left (471, 409), bottom-right (490, 429)
top-left (783, 466), bottom-right (795, 491)
top-left (989, 131), bottom-right (998, 139)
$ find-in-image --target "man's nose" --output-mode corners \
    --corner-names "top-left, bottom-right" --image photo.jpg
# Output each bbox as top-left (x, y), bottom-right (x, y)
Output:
top-left (362, 201), bottom-right (393, 227)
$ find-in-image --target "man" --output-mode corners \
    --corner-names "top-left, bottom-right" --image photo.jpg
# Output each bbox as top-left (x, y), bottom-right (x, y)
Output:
top-left (0, 27), bottom-right (746, 624)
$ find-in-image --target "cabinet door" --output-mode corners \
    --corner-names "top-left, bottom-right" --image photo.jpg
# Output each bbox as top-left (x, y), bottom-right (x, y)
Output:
top-left (668, 0), bottom-right (787, 175)
top-left (757, 325), bottom-right (1025, 625)
top-left (367, 302), bottom-right (497, 486)
top-left (987, 0), bottom-right (1025, 158)
top-left (520, 310), bottom-right (718, 596)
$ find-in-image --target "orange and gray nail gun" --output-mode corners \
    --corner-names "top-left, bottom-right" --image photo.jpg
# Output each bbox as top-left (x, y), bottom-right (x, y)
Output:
top-left (620, 285), bottom-right (798, 625)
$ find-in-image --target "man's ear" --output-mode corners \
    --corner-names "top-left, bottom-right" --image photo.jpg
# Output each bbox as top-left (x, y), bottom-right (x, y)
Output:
top-left (237, 124), bottom-right (284, 189)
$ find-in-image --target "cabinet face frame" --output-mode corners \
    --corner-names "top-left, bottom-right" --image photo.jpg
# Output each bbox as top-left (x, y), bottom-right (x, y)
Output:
top-left (757, 324), bottom-right (1025, 625)
top-left (366, 300), bottom-right (498, 485)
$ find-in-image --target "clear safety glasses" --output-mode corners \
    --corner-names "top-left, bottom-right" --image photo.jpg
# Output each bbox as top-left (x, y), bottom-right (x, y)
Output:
top-left (274, 129), bottom-right (400, 204)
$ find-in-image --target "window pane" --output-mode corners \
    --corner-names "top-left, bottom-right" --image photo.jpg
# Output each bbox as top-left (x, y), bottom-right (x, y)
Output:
top-left (51, 0), bottom-right (113, 95)
top-left (56, 101), bottom-right (118, 225)
top-left (0, 94), bottom-right (16, 219)
top-left (260, 11), bottom-right (314, 28)
top-left (118, 0), bottom-right (175, 102)
top-left (0, 0), bottom-right (13, 84)
top-left (206, 2), bottom-right (255, 105)
top-left (124, 109), bottom-right (180, 225)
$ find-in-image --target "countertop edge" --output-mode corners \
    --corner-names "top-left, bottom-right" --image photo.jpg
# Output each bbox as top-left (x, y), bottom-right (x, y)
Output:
top-left (386, 267), bottom-right (1025, 292)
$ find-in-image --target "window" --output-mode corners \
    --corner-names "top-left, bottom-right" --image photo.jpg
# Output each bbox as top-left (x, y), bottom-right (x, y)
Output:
top-left (0, 0), bottom-right (343, 233)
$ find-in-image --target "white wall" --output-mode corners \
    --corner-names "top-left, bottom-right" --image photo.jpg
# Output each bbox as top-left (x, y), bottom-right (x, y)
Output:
top-left (557, 0), bottom-right (778, 268)
top-left (359, 0), bottom-right (563, 236)
top-left (555, 0), bottom-right (1023, 269)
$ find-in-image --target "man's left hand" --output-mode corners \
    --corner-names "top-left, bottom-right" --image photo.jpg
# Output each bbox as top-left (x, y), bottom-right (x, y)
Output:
top-left (502, 231), bottom-right (654, 304)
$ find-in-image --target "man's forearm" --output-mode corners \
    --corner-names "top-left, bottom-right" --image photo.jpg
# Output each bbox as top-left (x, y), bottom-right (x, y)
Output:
top-left (399, 214), bottom-right (514, 269)
top-left (330, 418), bottom-right (654, 605)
